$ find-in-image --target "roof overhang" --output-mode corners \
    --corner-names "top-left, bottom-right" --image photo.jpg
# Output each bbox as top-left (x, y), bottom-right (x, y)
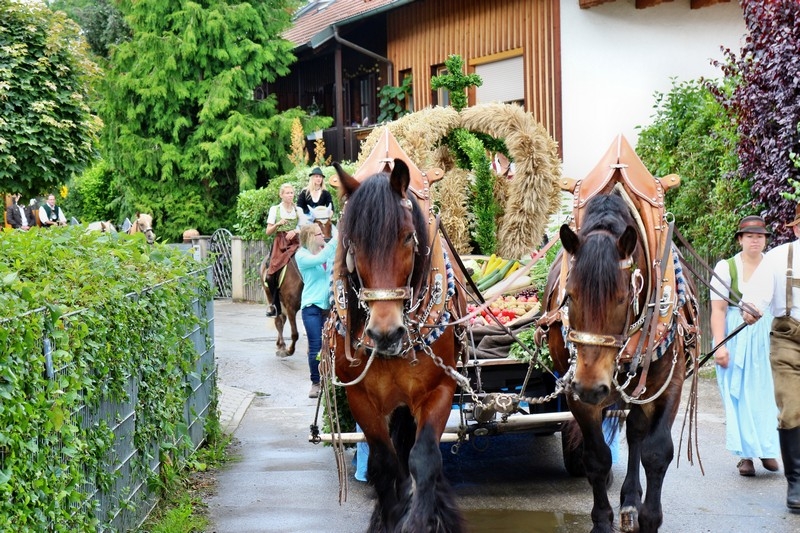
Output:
top-left (295, 0), bottom-right (417, 52)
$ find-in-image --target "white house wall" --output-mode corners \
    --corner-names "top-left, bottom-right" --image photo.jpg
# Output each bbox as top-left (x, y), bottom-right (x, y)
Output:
top-left (560, 0), bottom-right (746, 180)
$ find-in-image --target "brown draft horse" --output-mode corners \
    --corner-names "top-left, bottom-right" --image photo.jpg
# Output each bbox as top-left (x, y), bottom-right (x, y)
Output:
top-left (127, 213), bottom-right (155, 244)
top-left (258, 219), bottom-right (334, 357)
top-left (543, 192), bottom-right (697, 533)
top-left (326, 159), bottom-right (466, 532)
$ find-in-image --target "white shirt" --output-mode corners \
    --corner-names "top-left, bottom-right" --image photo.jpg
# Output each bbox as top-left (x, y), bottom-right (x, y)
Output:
top-left (741, 240), bottom-right (800, 320)
top-left (710, 252), bottom-right (760, 302)
top-left (17, 204), bottom-right (29, 227)
top-left (39, 203), bottom-right (66, 225)
top-left (266, 204), bottom-right (307, 229)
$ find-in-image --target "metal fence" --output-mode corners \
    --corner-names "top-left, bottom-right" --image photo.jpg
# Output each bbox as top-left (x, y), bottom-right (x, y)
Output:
top-left (678, 247), bottom-right (713, 357)
top-left (1, 267), bottom-right (215, 531)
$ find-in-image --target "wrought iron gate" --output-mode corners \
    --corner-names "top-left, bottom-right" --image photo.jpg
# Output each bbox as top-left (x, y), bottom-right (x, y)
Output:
top-left (210, 228), bottom-right (232, 298)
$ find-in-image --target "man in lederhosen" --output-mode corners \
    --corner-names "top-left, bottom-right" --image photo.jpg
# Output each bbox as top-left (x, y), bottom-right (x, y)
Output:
top-left (38, 194), bottom-right (67, 228)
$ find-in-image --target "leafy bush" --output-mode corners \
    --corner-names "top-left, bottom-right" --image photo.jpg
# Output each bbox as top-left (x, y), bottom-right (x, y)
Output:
top-left (62, 160), bottom-right (117, 223)
top-left (637, 78), bottom-right (751, 260)
top-left (714, 0), bottom-right (800, 245)
top-left (0, 227), bottom-right (213, 531)
top-left (0, 1), bottom-right (101, 198)
top-left (377, 74), bottom-right (413, 124)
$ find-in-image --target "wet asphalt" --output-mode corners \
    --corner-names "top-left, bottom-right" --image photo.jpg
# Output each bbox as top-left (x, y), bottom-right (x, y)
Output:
top-left (205, 300), bottom-right (800, 533)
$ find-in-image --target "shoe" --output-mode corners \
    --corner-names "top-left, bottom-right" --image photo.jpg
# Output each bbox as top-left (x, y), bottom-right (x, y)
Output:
top-left (265, 305), bottom-right (277, 317)
top-left (309, 383), bottom-right (321, 399)
top-left (737, 458), bottom-right (755, 477)
top-left (761, 458), bottom-right (780, 472)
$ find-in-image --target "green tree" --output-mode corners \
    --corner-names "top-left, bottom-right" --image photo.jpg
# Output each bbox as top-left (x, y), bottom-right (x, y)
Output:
top-left (0, 0), bottom-right (102, 198)
top-left (99, 0), bottom-right (330, 241)
top-left (637, 78), bottom-right (749, 261)
top-left (49, 0), bottom-right (131, 59)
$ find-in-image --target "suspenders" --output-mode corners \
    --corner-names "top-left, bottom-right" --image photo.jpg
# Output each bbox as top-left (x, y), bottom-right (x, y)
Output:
top-left (786, 242), bottom-right (800, 317)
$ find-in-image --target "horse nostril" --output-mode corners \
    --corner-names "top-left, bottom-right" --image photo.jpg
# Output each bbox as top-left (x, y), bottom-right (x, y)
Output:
top-left (365, 325), bottom-right (407, 352)
top-left (572, 380), bottom-right (610, 405)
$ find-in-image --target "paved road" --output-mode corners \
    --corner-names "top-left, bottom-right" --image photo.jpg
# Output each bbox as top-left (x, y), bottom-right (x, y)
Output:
top-left (206, 300), bottom-right (800, 532)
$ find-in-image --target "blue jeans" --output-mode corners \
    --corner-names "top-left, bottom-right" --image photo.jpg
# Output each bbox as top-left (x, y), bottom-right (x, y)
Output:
top-left (301, 305), bottom-right (325, 384)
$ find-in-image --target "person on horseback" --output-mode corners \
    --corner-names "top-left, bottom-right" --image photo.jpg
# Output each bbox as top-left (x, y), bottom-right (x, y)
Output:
top-left (264, 183), bottom-right (307, 317)
top-left (297, 167), bottom-right (334, 222)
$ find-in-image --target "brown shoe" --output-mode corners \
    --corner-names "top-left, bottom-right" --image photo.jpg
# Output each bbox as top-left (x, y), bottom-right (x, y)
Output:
top-left (308, 383), bottom-right (321, 399)
top-left (760, 458), bottom-right (780, 472)
top-left (737, 458), bottom-right (755, 476)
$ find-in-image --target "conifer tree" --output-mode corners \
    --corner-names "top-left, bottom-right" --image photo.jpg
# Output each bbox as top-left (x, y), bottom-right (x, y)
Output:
top-left (100, 0), bottom-right (329, 240)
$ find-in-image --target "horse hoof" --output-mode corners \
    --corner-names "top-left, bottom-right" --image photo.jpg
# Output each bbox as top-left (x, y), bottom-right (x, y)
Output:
top-left (619, 506), bottom-right (638, 533)
top-left (276, 350), bottom-right (290, 358)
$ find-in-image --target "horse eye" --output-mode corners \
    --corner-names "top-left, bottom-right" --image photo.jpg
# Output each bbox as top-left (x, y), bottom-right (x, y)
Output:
top-left (404, 233), bottom-right (415, 246)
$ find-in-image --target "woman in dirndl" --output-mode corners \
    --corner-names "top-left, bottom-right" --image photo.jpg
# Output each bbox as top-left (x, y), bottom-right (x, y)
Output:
top-left (710, 215), bottom-right (781, 476)
top-left (264, 183), bottom-right (307, 317)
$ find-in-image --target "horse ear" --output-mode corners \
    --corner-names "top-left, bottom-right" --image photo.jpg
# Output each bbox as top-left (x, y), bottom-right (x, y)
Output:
top-left (389, 159), bottom-right (411, 197)
top-left (618, 226), bottom-right (637, 258)
top-left (560, 224), bottom-right (580, 255)
top-left (333, 162), bottom-right (359, 197)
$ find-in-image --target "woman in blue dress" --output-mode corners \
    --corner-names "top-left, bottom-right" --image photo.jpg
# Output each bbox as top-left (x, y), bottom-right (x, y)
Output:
top-left (710, 215), bottom-right (781, 476)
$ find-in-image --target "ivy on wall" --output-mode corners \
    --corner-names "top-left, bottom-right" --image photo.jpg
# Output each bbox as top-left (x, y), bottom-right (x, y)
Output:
top-left (0, 227), bottom-right (213, 531)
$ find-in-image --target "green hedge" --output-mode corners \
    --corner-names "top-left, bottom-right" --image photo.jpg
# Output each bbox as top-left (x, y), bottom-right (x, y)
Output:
top-left (0, 226), bottom-right (214, 531)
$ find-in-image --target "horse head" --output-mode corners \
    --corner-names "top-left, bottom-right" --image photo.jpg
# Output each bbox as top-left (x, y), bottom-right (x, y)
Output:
top-left (86, 221), bottom-right (117, 233)
top-left (560, 193), bottom-right (642, 405)
top-left (314, 218), bottom-right (334, 242)
top-left (131, 213), bottom-right (156, 244)
top-left (334, 158), bottom-right (429, 357)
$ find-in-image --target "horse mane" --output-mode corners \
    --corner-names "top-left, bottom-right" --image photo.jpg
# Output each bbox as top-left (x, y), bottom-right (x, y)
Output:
top-left (572, 193), bottom-right (639, 313)
top-left (337, 173), bottom-right (430, 329)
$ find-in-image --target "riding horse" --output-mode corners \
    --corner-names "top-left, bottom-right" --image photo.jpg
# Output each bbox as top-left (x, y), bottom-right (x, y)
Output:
top-left (325, 159), bottom-right (466, 532)
top-left (541, 191), bottom-right (697, 533)
top-left (259, 219), bottom-right (334, 358)
top-left (128, 213), bottom-right (156, 244)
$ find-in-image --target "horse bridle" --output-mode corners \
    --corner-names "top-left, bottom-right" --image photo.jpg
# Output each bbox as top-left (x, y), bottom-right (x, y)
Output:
top-left (563, 250), bottom-right (642, 351)
top-left (340, 204), bottom-right (447, 360)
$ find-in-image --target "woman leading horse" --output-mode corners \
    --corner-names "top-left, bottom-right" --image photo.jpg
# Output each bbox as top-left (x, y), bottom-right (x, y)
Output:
top-left (324, 159), bottom-right (467, 532)
top-left (542, 191), bottom-right (698, 533)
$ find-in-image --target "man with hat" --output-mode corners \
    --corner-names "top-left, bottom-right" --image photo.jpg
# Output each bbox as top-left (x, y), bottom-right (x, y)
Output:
top-left (710, 215), bottom-right (780, 477)
top-left (741, 205), bottom-right (800, 510)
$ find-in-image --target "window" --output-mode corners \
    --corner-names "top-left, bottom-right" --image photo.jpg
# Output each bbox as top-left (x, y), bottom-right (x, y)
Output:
top-left (399, 69), bottom-right (414, 113)
top-left (474, 55), bottom-right (524, 106)
top-left (432, 65), bottom-right (450, 107)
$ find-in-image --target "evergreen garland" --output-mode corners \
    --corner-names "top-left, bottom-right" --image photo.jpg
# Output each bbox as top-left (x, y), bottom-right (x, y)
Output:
top-left (447, 128), bottom-right (498, 254)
